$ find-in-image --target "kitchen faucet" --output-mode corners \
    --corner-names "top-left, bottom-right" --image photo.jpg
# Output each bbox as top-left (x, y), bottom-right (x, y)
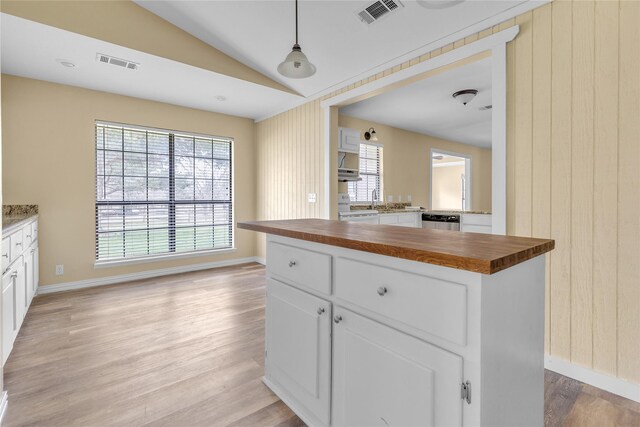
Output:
top-left (371, 189), bottom-right (377, 209)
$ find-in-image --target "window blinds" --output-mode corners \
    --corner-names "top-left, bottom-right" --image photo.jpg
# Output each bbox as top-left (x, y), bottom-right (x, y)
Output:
top-left (348, 143), bottom-right (382, 203)
top-left (95, 122), bottom-right (233, 262)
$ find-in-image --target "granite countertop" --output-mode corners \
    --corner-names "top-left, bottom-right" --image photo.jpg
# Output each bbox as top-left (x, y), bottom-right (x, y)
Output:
top-left (238, 219), bottom-right (554, 275)
top-left (350, 204), bottom-right (491, 215)
top-left (3, 214), bottom-right (38, 236)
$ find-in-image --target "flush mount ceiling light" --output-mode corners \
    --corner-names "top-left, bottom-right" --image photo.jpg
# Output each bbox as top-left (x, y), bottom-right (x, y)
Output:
top-left (452, 89), bottom-right (478, 106)
top-left (215, 95), bottom-right (227, 102)
top-left (364, 127), bottom-right (378, 141)
top-left (55, 58), bottom-right (75, 68)
top-left (416, 0), bottom-right (465, 9)
top-left (277, 0), bottom-right (316, 79)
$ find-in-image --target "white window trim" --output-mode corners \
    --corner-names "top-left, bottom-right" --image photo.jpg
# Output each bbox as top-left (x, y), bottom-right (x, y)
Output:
top-left (94, 247), bottom-right (237, 269)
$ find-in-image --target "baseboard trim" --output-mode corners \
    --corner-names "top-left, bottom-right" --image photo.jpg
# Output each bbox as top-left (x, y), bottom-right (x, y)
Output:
top-left (545, 356), bottom-right (640, 403)
top-left (37, 257), bottom-right (262, 294)
top-left (0, 391), bottom-right (8, 426)
top-left (255, 257), bottom-right (266, 265)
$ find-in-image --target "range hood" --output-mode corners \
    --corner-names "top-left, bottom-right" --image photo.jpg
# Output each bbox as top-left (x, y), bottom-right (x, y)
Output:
top-left (338, 168), bottom-right (362, 182)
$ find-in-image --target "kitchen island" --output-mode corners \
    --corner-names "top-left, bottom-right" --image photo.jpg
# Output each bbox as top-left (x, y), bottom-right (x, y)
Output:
top-left (238, 219), bottom-right (554, 427)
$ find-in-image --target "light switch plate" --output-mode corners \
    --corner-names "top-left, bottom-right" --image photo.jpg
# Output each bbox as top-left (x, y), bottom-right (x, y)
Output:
top-left (308, 193), bottom-right (317, 203)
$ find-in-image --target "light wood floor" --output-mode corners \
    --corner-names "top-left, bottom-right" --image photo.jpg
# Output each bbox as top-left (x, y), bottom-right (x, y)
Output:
top-left (3, 263), bottom-right (639, 426)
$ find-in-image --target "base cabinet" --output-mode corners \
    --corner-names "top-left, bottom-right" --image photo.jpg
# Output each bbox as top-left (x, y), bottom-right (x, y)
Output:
top-left (2, 217), bottom-right (39, 365)
top-left (332, 308), bottom-right (463, 427)
top-left (262, 234), bottom-right (546, 427)
top-left (265, 279), bottom-right (331, 425)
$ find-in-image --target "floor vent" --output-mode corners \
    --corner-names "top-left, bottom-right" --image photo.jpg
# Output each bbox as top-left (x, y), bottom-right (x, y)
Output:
top-left (96, 53), bottom-right (140, 71)
top-left (356, 0), bottom-right (403, 24)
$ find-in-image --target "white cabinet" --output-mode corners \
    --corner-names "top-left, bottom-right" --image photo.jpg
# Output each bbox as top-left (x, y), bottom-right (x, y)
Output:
top-left (2, 270), bottom-right (15, 365)
top-left (265, 279), bottom-right (331, 425)
top-left (262, 233), bottom-right (546, 427)
top-left (461, 213), bottom-right (492, 234)
top-left (338, 127), bottom-right (360, 154)
top-left (379, 212), bottom-right (421, 228)
top-left (332, 308), bottom-right (463, 427)
top-left (2, 217), bottom-right (39, 365)
top-left (340, 215), bottom-right (379, 224)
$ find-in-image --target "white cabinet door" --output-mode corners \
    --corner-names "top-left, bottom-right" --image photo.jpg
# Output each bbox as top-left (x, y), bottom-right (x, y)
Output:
top-left (14, 260), bottom-right (26, 333)
top-left (2, 270), bottom-right (15, 365)
top-left (33, 246), bottom-right (39, 294)
top-left (25, 245), bottom-right (36, 305)
top-left (332, 308), bottom-right (463, 427)
top-left (339, 127), bottom-right (361, 153)
top-left (378, 214), bottom-right (398, 225)
top-left (266, 279), bottom-right (331, 425)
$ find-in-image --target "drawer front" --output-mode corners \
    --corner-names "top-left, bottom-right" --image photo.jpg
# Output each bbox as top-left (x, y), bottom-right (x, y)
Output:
top-left (10, 231), bottom-right (24, 263)
top-left (1, 238), bottom-right (10, 273)
top-left (335, 257), bottom-right (467, 345)
top-left (461, 224), bottom-right (492, 234)
top-left (396, 213), bottom-right (417, 224)
top-left (24, 223), bottom-right (34, 247)
top-left (268, 241), bottom-right (332, 294)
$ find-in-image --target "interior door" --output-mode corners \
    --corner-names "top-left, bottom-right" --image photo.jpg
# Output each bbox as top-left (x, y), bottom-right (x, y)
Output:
top-left (332, 308), bottom-right (463, 427)
top-left (265, 279), bottom-right (331, 425)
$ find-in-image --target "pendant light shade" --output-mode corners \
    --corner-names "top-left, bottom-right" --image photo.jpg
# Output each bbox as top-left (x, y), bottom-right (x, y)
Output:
top-left (278, 0), bottom-right (316, 79)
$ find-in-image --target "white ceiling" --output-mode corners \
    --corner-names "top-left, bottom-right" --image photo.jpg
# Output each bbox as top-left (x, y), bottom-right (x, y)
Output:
top-left (340, 56), bottom-right (492, 148)
top-left (0, 13), bottom-right (303, 120)
top-left (135, 0), bottom-right (537, 98)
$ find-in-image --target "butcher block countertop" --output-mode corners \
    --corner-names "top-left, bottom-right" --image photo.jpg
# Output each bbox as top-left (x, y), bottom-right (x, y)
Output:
top-left (238, 219), bottom-right (554, 275)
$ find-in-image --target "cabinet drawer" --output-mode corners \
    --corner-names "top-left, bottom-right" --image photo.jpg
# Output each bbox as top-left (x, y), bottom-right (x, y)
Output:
top-left (335, 257), bottom-right (467, 345)
top-left (1, 238), bottom-right (10, 273)
top-left (267, 241), bottom-right (332, 294)
top-left (462, 214), bottom-right (492, 226)
top-left (10, 231), bottom-right (24, 263)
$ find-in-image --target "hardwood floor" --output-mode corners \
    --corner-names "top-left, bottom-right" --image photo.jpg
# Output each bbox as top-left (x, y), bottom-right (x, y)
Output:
top-left (2, 263), bottom-right (639, 426)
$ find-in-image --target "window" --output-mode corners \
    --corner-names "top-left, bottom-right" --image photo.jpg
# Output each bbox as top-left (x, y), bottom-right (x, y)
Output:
top-left (348, 143), bottom-right (382, 203)
top-left (95, 122), bottom-right (233, 262)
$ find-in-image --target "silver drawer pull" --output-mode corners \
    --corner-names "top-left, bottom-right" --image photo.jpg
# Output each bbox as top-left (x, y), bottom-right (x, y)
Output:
top-left (2, 254), bottom-right (8, 258)
top-left (26, 234), bottom-right (31, 238)
top-left (11, 272), bottom-right (18, 278)
top-left (333, 315), bottom-right (342, 324)
top-left (377, 286), bottom-right (388, 296)
top-left (288, 260), bottom-right (296, 267)
top-left (15, 242), bottom-right (22, 246)
top-left (317, 307), bottom-right (325, 315)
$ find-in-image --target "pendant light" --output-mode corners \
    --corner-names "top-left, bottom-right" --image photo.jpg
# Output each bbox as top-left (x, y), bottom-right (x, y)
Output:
top-left (278, 0), bottom-right (316, 79)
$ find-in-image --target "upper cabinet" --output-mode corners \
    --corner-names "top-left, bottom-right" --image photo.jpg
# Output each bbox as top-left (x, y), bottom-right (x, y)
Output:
top-left (338, 127), bottom-right (361, 154)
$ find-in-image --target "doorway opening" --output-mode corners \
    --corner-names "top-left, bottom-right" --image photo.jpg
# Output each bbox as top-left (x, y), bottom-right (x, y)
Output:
top-left (430, 150), bottom-right (471, 211)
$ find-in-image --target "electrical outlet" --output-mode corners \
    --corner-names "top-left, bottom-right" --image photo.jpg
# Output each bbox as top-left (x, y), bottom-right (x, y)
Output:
top-left (55, 265), bottom-right (64, 276)
top-left (308, 193), bottom-right (317, 203)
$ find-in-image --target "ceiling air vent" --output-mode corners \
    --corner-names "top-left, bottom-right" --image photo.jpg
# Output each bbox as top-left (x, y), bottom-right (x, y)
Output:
top-left (479, 105), bottom-right (493, 111)
top-left (96, 53), bottom-right (140, 71)
top-left (356, 0), bottom-right (403, 25)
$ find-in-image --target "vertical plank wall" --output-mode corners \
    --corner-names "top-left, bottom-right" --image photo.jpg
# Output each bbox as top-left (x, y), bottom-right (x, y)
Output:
top-left (255, 0), bottom-right (640, 385)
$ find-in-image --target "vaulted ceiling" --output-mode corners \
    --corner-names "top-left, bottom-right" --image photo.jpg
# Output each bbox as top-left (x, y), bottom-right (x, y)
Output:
top-left (1, 0), bottom-right (546, 119)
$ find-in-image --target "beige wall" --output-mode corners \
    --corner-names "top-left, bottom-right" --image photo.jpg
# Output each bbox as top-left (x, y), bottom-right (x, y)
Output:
top-left (338, 115), bottom-right (491, 211)
top-left (2, 75), bottom-right (257, 287)
top-left (255, 1), bottom-right (640, 385)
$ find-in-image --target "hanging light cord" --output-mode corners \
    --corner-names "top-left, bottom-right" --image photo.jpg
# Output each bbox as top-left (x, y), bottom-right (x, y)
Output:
top-left (295, 0), bottom-right (299, 46)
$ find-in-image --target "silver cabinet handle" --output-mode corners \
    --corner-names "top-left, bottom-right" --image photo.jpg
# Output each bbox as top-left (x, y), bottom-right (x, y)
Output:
top-left (26, 234), bottom-right (31, 238)
top-left (15, 242), bottom-right (22, 246)
top-left (377, 286), bottom-right (388, 296)
top-left (30, 249), bottom-right (35, 254)
top-left (11, 272), bottom-right (18, 278)
top-left (317, 307), bottom-right (325, 315)
top-left (288, 260), bottom-right (296, 267)
top-left (2, 254), bottom-right (8, 258)
top-left (333, 315), bottom-right (342, 324)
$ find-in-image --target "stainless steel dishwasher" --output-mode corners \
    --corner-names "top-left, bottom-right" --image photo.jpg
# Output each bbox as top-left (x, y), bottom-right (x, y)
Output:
top-left (421, 213), bottom-right (460, 231)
